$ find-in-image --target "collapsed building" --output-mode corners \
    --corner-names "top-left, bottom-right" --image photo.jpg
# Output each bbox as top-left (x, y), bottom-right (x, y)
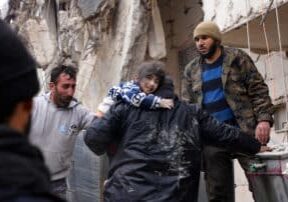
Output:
top-left (1, 0), bottom-right (288, 201)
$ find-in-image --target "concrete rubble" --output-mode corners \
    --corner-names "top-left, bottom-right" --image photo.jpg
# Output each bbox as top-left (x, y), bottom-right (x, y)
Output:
top-left (1, 0), bottom-right (156, 111)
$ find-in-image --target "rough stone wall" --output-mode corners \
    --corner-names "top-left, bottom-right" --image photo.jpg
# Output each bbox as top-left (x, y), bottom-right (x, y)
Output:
top-left (0, 0), bottom-right (9, 19)
top-left (0, 0), bottom-right (205, 107)
top-left (79, 0), bottom-right (151, 109)
top-left (203, 0), bottom-right (288, 31)
top-left (158, 0), bottom-right (203, 94)
top-left (2, 0), bottom-right (152, 111)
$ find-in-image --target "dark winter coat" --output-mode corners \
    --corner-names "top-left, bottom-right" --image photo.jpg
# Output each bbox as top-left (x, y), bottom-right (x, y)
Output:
top-left (0, 125), bottom-right (64, 202)
top-left (85, 98), bottom-right (261, 202)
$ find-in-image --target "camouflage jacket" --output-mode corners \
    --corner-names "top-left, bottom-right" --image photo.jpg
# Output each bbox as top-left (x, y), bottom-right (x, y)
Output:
top-left (183, 46), bottom-right (274, 136)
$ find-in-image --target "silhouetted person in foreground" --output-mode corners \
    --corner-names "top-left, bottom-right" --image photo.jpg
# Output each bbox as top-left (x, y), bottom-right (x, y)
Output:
top-left (0, 19), bottom-right (64, 201)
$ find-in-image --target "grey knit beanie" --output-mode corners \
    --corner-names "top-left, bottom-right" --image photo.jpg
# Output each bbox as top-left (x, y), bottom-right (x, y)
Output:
top-left (193, 21), bottom-right (222, 41)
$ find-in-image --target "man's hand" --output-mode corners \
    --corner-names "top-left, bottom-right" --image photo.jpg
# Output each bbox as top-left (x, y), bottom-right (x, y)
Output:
top-left (255, 121), bottom-right (271, 145)
top-left (259, 145), bottom-right (272, 153)
top-left (159, 99), bottom-right (174, 109)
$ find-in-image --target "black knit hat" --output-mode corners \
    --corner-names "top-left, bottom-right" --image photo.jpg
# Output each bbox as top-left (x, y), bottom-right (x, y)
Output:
top-left (0, 19), bottom-right (39, 103)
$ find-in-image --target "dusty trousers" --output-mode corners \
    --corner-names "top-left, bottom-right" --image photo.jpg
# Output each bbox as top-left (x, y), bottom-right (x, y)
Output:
top-left (203, 145), bottom-right (252, 202)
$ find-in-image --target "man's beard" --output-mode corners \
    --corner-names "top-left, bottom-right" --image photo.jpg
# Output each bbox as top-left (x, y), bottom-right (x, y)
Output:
top-left (199, 42), bottom-right (218, 59)
top-left (54, 90), bottom-right (72, 108)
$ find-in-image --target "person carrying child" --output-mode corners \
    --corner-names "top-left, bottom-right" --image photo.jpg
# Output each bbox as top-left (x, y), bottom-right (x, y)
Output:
top-left (96, 60), bottom-right (174, 118)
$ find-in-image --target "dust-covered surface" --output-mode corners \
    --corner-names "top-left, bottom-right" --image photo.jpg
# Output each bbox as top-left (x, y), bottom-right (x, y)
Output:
top-left (0, 0), bottom-right (9, 19)
top-left (257, 143), bottom-right (288, 158)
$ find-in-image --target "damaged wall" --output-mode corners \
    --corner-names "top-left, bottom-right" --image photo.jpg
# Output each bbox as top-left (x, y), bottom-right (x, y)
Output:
top-left (203, 0), bottom-right (288, 32)
top-left (201, 0), bottom-right (288, 55)
top-left (0, 0), bottom-right (9, 19)
top-left (158, 0), bottom-right (203, 94)
top-left (75, 0), bottom-right (151, 110)
top-left (2, 0), bottom-right (152, 111)
top-left (1, 0), bottom-right (205, 106)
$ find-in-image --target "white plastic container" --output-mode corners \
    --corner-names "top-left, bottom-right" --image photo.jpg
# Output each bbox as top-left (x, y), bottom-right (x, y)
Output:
top-left (247, 149), bottom-right (288, 202)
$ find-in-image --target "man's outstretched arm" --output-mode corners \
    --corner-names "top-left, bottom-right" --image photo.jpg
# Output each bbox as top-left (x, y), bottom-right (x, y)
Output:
top-left (84, 104), bottom-right (124, 155)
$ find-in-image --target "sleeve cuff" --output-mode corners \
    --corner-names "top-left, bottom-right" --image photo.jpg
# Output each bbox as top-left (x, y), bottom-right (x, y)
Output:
top-left (97, 97), bottom-right (115, 113)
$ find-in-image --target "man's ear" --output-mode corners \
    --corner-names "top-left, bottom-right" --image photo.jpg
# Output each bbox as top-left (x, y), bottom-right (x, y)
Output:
top-left (23, 99), bottom-right (33, 113)
top-left (49, 82), bottom-right (55, 91)
top-left (216, 40), bottom-right (221, 46)
top-left (8, 99), bottom-right (33, 134)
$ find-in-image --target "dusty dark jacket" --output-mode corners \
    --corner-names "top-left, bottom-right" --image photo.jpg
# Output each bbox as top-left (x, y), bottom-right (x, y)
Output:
top-left (183, 46), bottom-right (274, 136)
top-left (85, 98), bottom-right (261, 202)
top-left (0, 125), bottom-right (64, 202)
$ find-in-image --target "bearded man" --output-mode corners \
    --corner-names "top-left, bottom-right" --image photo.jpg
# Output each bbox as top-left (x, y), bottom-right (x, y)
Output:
top-left (29, 65), bottom-right (95, 199)
top-left (183, 21), bottom-right (274, 202)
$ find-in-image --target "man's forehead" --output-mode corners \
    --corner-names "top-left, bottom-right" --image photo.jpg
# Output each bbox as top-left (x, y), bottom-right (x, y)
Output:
top-left (58, 73), bottom-right (76, 82)
top-left (195, 35), bottom-right (210, 39)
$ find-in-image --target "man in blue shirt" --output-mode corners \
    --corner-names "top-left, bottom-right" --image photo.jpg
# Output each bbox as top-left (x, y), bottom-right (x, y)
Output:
top-left (183, 21), bottom-right (274, 202)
